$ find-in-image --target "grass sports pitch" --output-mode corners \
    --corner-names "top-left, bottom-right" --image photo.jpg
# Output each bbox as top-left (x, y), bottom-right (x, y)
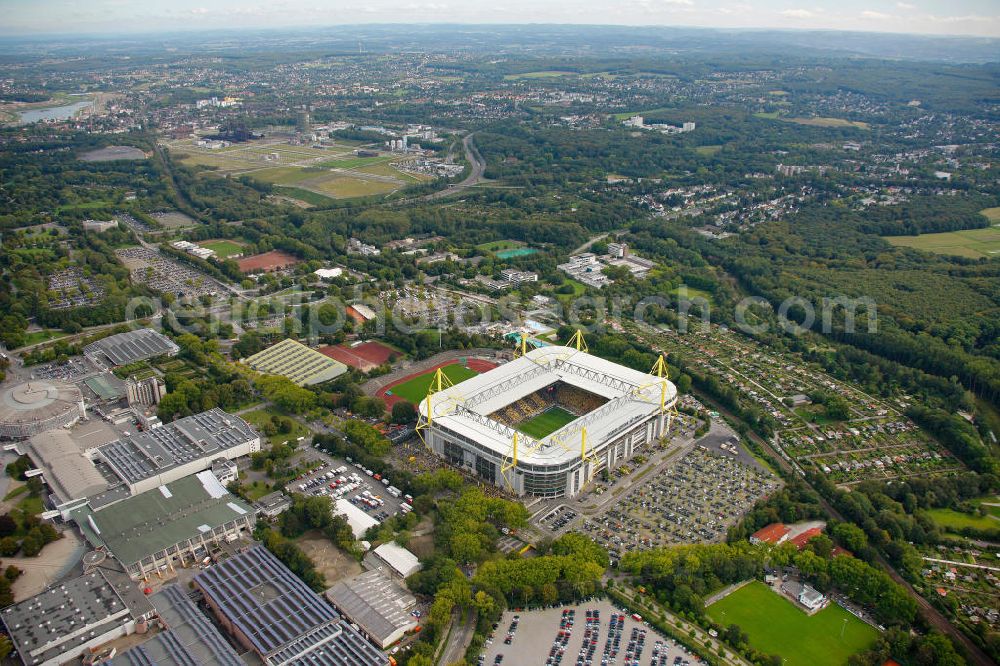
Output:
top-left (388, 363), bottom-right (480, 404)
top-left (706, 581), bottom-right (877, 666)
top-left (517, 406), bottom-right (578, 439)
top-left (199, 239), bottom-right (245, 258)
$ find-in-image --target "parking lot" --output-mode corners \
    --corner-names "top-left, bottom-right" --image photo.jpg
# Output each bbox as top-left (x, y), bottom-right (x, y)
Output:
top-left (580, 446), bottom-right (778, 562)
top-left (25, 356), bottom-right (97, 382)
top-left (283, 453), bottom-right (410, 524)
top-left (480, 599), bottom-right (698, 666)
top-left (538, 505), bottom-right (579, 532)
top-left (116, 246), bottom-right (224, 298)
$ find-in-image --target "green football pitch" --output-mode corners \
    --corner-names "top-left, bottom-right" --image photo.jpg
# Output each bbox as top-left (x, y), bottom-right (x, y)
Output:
top-left (706, 581), bottom-right (878, 666)
top-left (387, 364), bottom-right (480, 403)
top-left (517, 406), bottom-right (578, 439)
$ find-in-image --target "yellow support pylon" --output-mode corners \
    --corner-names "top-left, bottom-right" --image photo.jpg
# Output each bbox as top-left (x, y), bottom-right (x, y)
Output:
top-left (568, 329), bottom-right (588, 352)
top-left (415, 367), bottom-right (456, 443)
top-left (651, 354), bottom-right (669, 378)
top-left (513, 333), bottom-right (528, 358)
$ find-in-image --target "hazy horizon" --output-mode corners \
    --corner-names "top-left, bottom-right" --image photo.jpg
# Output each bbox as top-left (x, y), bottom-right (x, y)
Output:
top-left (2, 0), bottom-right (998, 38)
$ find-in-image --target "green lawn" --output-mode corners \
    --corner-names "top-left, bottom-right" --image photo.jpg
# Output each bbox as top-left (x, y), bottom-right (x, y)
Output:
top-left (387, 363), bottom-right (480, 403)
top-left (243, 480), bottom-right (275, 501)
top-left (706, 581), bottom-right (878, 666)
top-left (695, 145), bottom-right (723, 156)
top-left (517, 406), bottom-right (578, 439)
top-left (274, 186), bottom-right (336, 207)
top-left (22, 329), bottom-right (67, 346)
top-left (241, 407), bottom-right (311, 446)
top-left (503, 70), bottom-right (577, 80)
top-left (670, 285), bottom-right (714, 304)
top-left (199, 239), bottom-right (245, 258)
top-left (925, 507), bottom-right (999, 531)
top-left (476, 239), bottom-right (525, 252)
top-left (884, 223), bottom-right (1000, 259)
top-left (3, 484), bottom-right (27, 502)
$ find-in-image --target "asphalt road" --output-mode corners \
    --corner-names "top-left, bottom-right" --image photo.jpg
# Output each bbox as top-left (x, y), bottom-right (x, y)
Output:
top-left (438, 609), bottom-right (477, 666)
top-left (420, 133), bottom-right (486, 201)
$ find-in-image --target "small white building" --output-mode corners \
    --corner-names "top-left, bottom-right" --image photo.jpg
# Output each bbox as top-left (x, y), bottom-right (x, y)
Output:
top-left (370, 542), bottom-right (422, 579)
top-left (314, 267), bottom-right (344, 280)
top-left (799, 585), bottom-right (826, 611)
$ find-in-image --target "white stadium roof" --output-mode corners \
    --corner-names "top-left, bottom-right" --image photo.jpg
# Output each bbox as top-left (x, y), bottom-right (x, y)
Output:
top-left (419, 345), bottom-right (676, 465)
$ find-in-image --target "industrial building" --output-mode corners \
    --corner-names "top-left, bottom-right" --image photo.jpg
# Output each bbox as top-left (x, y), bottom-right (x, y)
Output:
top-left (194, 545), bottom-right (387, 665)
top-left (94, 408), bottom-right (261, 496)
top-left (243, 338), bottom-right (348, 386)
top-left (26, 429), bottom-right (110, 509)
top-left (110, 584), bottom-right (243, 666)
top-left (1, 570), bottom-right (154, 666)
top-left (0, 380), bottom-right (86, 440)
top-left (254, 491), bottom-right (293, 518)
top-left (367, 542), bottom-right (422, 579)
top-left (71, 471), bottom-right (255, 580)
top-left (83, 329), bottom-right (180, 368)
top-left (418, 345), bottom-right (677, 498)
top-left (126, 376), bottom-right (166, 407)
top-left (325, 570), bottom-right (418, 649)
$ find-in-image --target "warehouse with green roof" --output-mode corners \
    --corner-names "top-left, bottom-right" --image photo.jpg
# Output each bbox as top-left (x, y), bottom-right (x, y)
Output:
top-left (71, 470), bottom-right (255, 581)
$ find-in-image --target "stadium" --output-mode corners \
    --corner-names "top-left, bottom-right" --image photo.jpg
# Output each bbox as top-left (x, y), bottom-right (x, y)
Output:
top-left (418, 342), bottom-right (677, 498)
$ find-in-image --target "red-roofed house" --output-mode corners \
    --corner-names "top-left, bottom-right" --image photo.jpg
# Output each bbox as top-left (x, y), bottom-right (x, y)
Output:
top-left (790, 527), bottom-right (823, 550)
top-left (831, 546), bottom-right (853, 558)
top-left (750, 523), bottom-right (791, 545)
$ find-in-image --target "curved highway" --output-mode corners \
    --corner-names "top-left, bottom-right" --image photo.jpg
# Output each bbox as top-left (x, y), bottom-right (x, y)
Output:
top-left (420, 133), bottom-right (486, 201)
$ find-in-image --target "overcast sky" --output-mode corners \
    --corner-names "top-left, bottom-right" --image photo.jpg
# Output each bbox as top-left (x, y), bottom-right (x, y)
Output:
top-left (3, 0), bottom-right (998, 37)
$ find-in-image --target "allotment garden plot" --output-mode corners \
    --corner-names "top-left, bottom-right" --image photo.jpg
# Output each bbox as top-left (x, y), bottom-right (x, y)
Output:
top-left (646, 323), bottom-right (960, 486)
top-left (780, 418), bottom-right (961, 484)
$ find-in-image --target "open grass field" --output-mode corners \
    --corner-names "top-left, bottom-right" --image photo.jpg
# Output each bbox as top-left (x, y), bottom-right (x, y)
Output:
top-left (21, 329), bottom-right (67, 346)
top-left (318, 155), bottom-right (393, 170)
top-left (387, 363), bottom-right (481, 404)
top-left (503, 70), bottom-right (577, 80)
top-left (925, 507), bottom-right (999, 531)
top-left (241, 407), bottom-right (311, 446)
top-left (670, 285), bottom-right (714, 303)
top-left (308, 176), bottom-right (398, 198)
top-left (274, 186), bottom-right (335, 207)
top-left (884, 224), bottom-right (1000, 259)
top-left (199, 239), bottom-right (245, 258)
top-left (753, 112), bottom-right (868, 130)
top-left (706, 581), bottom-right (878, 666)
top-left (785, 117), bottom-right (869, 129)
top-left (695, 145), bottom-right (723, 156)
top-left (477, 239), bottom-right (525, 252)
top-left (517, 406), bottom-right (578, 439)
top-left (978, 207), bottom-right (1000, 222)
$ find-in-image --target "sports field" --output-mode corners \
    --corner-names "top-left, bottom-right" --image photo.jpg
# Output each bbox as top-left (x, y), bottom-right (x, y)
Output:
top-left (199, 239), bottom-right (245, 258)
top-left (884, 223), bottom-right (1000, 259)
top-left (706, 581), bottom-right (878, 666)
top-left (517, 406), bottom-right (578, 439)
top-left (387, 363), bottom-right (481, 404)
